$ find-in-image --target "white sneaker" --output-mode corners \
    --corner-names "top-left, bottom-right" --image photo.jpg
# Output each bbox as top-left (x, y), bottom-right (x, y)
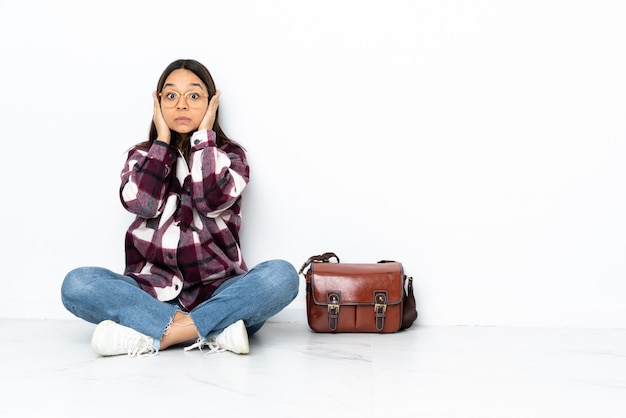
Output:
top-left (184, 319), bottom-right (249, 355)
top-left (91, 320), bottom-right (157, 357)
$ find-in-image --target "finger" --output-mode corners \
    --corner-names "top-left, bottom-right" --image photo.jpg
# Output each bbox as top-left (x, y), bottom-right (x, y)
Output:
top-left (209, 90), bottom-right (221, 111)
top-left (152, 91), bottom-right (161, 116)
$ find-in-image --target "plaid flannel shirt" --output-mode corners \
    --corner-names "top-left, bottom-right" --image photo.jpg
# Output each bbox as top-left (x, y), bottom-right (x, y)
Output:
top-left (120, 129), bottom-right (249, 311)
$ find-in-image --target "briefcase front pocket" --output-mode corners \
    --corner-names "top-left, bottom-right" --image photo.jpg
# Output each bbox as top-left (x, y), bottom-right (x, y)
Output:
top-left (306, 261), bottom-right (405, 333)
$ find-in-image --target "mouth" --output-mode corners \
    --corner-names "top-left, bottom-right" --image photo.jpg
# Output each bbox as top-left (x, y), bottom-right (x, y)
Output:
top-left (175, 117), bottom-right (191, 123)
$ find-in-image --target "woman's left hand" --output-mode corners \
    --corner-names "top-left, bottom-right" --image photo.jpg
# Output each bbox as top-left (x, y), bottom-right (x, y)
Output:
top-left (199, 90), bottom-right (221, 131)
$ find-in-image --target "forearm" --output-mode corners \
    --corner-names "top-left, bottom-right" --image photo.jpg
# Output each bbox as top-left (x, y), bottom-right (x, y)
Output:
top-left (188, 130), bottom-right (249, 216)
top-left (120, 141), bottom-right (178, 217)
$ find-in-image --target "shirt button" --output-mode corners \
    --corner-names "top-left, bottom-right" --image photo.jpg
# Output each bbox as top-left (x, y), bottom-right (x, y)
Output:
top-left (194, 139), bottom-right (200, 145)
top-left (167, 254), bottom-right (174, 259)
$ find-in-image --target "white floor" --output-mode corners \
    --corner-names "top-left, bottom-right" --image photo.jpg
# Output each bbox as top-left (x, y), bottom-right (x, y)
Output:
top-left (2, 319), bottom-right (625, 418)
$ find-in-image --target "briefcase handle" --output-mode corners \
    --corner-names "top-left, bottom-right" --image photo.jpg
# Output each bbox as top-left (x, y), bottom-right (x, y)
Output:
top-left (298, 252), bottom-right (340, 275)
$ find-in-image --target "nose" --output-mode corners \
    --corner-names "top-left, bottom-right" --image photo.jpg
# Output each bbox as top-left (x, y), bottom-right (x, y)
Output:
top-left (176, 94), bottom-right (188, 110)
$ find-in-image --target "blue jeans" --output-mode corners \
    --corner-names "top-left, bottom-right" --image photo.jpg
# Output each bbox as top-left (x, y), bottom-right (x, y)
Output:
top-left (61, 260), bottom-right (299, 347)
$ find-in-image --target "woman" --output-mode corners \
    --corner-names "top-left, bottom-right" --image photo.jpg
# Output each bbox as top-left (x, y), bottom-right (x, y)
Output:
top-left (61, 59), bottom-right (299, 357)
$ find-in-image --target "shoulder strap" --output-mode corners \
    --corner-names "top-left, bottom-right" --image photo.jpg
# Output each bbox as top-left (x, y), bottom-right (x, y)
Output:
top-left (298, 252), bottom-right (340, 275)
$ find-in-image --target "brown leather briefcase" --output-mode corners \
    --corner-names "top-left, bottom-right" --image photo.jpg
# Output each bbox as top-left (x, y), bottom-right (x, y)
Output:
top-left (299, 252), bottom-right (417, 333)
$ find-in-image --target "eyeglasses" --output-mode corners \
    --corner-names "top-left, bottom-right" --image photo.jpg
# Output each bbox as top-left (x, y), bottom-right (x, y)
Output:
top-left (159, 90), bottom-right (208, 108)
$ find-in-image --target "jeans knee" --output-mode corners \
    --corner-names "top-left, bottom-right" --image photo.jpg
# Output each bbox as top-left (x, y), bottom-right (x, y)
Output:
top-left (61, 266), bottom-right (101, 304)
top-left (61, 268), bottom-right (83, 303)
top-left (257, 259), bottom-right (299, 298)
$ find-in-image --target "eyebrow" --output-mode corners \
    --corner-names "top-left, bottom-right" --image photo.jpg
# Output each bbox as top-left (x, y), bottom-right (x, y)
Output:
top-left (163, 82), bottom-right (205, 90)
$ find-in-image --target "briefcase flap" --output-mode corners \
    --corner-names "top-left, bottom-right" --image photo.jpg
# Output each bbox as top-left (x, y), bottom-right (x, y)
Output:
top-left (310, 262), bottom-right (404, 306)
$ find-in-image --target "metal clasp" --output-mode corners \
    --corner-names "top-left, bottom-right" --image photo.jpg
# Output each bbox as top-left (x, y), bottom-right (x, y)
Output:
top-left (374, 293), bottom-right (387, 313)
top-left (328, 294), bottom-right (340, 313)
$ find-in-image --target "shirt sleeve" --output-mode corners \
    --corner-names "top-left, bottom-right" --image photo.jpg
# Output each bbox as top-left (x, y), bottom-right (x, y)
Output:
top-left (120, 141), bottom-right (178, 218)
top-left (188, 130), bottom-right (250, 217)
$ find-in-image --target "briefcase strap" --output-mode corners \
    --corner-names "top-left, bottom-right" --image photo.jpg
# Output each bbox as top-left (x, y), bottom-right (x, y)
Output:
top-left (374, 291), bottom-right (388, 331)
top-left (326, 292), bottom-right (341, 331)
top-left (298, 252), bottom-right (340, 275)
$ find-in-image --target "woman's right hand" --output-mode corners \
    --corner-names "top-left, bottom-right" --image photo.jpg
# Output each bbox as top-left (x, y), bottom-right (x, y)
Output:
top-left (152, 91), bottom-right (171, 144)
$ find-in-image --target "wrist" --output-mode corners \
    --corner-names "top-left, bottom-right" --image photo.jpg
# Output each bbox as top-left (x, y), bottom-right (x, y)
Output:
top-left (156, 135), bottom-right (171, 144)
top-left (190, 129), bottom-right (215, 146)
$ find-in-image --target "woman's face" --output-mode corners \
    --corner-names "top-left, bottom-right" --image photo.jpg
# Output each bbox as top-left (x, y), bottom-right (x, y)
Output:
top-left (159, 69), bottom-right (209, 136)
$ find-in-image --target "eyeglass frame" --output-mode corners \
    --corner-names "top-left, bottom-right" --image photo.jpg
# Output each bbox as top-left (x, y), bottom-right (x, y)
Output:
top-left (158, 90), bottom-right (209, 108)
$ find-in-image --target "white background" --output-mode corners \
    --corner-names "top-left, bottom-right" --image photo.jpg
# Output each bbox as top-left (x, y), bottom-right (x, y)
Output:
top-left (0, 0), bottom-right (624, 327)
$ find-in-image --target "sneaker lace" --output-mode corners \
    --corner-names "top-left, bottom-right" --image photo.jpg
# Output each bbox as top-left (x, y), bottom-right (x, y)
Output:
top-left (127, 337), bottom-right (157, 357)
top-left (183, 337), bottom-right (225, 354)
top-left (205, 339), bottom-right (227, 354)
top-left (183, 338), bottom-right (204, 352)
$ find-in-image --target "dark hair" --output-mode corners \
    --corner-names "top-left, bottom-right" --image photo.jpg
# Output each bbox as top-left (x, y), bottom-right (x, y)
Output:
top-left (137, 59), bottom-right (239, 159)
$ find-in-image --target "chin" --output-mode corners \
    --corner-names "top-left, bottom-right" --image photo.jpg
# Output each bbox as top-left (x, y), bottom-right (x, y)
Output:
top-left (174, 127), bottom-right (197, 135)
